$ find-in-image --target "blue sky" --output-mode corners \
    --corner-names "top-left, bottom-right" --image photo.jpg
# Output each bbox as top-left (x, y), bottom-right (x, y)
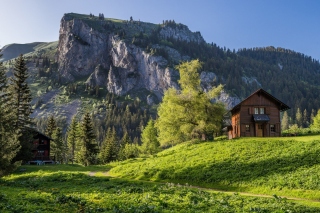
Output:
top-left (1, 0), bottom-right (320, 60)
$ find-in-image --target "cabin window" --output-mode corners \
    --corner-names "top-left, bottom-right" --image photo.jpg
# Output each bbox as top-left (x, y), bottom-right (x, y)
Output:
top-left (270, 124), bottom-right (275, 132)
top-left (254, 108), bottom-right (259, 114)
top-left (37, 150), bottom-right (44, 156)
top-left (245, 125), bottom-right (250, 132)
top-left (260, 108), bottom-right (265, 114)
top-left (39, 140), bottom-right (44, 145)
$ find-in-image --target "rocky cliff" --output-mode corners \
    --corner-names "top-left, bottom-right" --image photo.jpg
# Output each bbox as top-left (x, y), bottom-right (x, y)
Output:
top-left (56, 13), bottom-right (239, 106)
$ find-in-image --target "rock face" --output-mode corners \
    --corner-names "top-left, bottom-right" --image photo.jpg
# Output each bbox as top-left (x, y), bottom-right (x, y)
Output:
top-left (56, 14), bottom-right (179, 98)
top-left (159, 25), bottom-right (205, 44)
top-left (56, 14), bottom-right (237, 106)
top-left (56, 15), bottom-right (110, 82)
top-left (200, 71), bottom-right (240, 109)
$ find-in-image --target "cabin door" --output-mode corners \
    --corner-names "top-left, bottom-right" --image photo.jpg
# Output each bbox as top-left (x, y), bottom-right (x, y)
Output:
top-left (257, 124), bottom-right (263, 137)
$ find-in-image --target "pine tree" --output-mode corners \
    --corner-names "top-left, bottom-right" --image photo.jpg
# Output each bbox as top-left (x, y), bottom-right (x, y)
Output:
top-left (8, 54), bottom-right (33, 162)
top-left (295, 108), bottom-right (303, 127)
top-left (310, 109), bottom-right (316, 125)
top-left (0, 52), bottom-right (21, 177)
top-left (66, 116), bottom-right (79, 164)
top-left (311, 109), bottom-right (320, 130)
top-left (141, 119), bottom-right (160, 155)
top-left (52, 127), bottom-right (65, 163)
top-left (76, 112), bottom-right (98, 166)
top-left (99, 127), bottom-right (118, 163)
top-left (281, 111), bottom-right (289, 131)
top-left (303, 109), bottom-right (309, 128)
top-left (45, 115), bottom-right (57, 138)
top-left (118, 131), bottom-right (132, 160)
top-left (9, 54), bottom-right (33, 130)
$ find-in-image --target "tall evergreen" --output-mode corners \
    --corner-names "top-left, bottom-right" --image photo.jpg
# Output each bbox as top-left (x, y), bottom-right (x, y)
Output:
top-left (76, 112), bottom-right (98, 166)
top-left (0, 52), bottom-right (20, 177)
top-left (9, 54), bottom-right (33, 130)
top-left (281, 111), bottom-right (289, 131)
top-left (52, 127), bottom-right (65, 163)
top-left (295, 108), bottom-right (303, 128)
top-left (8, 54), bottom-right (33, 162)
top-left (99, 127), bottom-right (118, 163)
top-left (45, 115), bottom-right (57, 138)
top-left (66, 116), bottom-right (79, 164)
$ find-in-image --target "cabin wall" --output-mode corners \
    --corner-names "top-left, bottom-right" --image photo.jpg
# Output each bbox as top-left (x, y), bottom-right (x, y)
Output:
top-left (231, 92), bottom-right (282, 138)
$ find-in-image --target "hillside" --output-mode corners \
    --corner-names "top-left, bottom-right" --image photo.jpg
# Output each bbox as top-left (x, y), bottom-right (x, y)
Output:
top-left (1, 12), bottom-right (320, 142)
top-left (2, 164), bottom-right (319, 212)
top-left (110, 135), bottom-right (320, 200)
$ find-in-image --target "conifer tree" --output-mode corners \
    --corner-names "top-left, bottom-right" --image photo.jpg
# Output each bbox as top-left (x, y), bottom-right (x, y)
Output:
top-left (9, 54), bottom-right (33, 130)
top-left (0, 52), bottom-right (20, 177)
top-left (76, 112), bottom-right (98, 166)
top-left (8, 54), bottom-right (33, 162)
top-left (303, 109), bottom-right (309, 128)
top-left (311, 109), bottom-right (320, 130)
top-left (281, 111), bottom-right (289, 131)
top-left (141, 119), bottom-right (160, 155)
top-left (295, 108), bottom-right (303, 127)
top-left (118, 131), bottom-right (132, 160)
top-left (45, 115), bottom-right (57, 138)
top-left (52, 127), bottom-right (65, 163)
top-left (99, 127), bottom-right (118, 163)
top-left (66, 116), bottom-right (79, 164)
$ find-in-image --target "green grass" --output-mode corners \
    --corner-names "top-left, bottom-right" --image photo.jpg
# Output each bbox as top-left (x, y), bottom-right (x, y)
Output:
top-left (1, 164), bottom-right (319, 212)
top-left (110, 135), bottom-right (320, 200)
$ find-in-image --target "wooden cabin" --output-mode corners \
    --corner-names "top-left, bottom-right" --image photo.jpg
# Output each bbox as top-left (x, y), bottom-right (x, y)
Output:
top-left (228, 89), bottom-right (290, 139)
top-left (29, 130), bottom-right (54, 164)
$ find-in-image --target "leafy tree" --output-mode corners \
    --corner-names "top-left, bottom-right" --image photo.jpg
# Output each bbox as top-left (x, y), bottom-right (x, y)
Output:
top-left (141, 119), bottom-right (160, 154)
top-left (0, 52), bottom-right (21, 177)
top-left (295, 108), bottom-right (302, 127)
top-left (45, 115), bottom-right (57, 138)
top-left (52, 127), bottom-right (65, 163)
top-left (76, 112), bottom-right (98, 166)
top-left (156, 60), bottom-right (225, 146)
top-left (281, 111), bottom-right (289, 131)
top-left (66, 116), bottom-right (79, 164)
top-left (311, 109), bottom-right (320, 130)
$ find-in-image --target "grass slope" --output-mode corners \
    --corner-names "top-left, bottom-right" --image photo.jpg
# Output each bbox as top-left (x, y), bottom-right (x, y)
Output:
top-left (110, 135), bottom-right (320, 200)
top-left (1, 164), bottom-right (319, 212)
top-left (0, 42), bottom-right (43, 61)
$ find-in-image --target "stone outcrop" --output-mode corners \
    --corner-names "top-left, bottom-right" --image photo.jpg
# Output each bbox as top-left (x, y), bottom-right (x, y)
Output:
top-left (56, 14), bottom-right (237, 106)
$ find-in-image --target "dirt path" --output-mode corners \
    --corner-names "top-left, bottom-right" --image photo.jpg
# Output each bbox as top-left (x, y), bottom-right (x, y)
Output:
top-left (87, 171), bottom-right (320, 204)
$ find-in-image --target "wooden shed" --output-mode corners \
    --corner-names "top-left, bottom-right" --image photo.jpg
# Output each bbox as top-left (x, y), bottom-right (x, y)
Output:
top-left (228, 89), bottom-right (290, 138)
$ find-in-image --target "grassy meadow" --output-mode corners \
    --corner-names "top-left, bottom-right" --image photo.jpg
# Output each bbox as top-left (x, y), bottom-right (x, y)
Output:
top-left (2, 135), bottom-right (320, 212)
top-left (1, 164), bottom-right (320, 212)
top-left (110, 135), bottom-right (320, 200)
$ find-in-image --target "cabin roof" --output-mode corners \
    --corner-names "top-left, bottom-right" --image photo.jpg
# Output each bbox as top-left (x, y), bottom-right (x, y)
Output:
top-left (25, 127), bottom-right (53, 140)
top-left (230, 88), bottom-right (290, 113)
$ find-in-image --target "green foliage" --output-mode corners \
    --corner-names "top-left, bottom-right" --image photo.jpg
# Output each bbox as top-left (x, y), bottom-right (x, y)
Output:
top-left (141, 119), bottom-right (160, 155)
top-left (110, 135), bottom-right (320, 200)
top-left (0, 164), bottom-right (319, 212)
top-left (281, 111), bottom-right (289, 131)
top-left (66, 116), bottom-right (79, 164)
top-left (311, 109), bottom-right (320, 131)
top-left (156, 60), bottom-right (226, 146)
top-left (52, 127), bottom-right (66, 163)
top-left (45, 115), bottom-right (56, 138)
top-left (0, 52), bottom-right (21, 177)
top-left (76, 113), bottom-right (98, 166)
top-left (98, 127), bottom-right (118, 163)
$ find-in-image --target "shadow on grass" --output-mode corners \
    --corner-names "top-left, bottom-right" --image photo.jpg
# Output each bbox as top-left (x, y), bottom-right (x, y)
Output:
top-left (139, 149), bottom-right (320, 191)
